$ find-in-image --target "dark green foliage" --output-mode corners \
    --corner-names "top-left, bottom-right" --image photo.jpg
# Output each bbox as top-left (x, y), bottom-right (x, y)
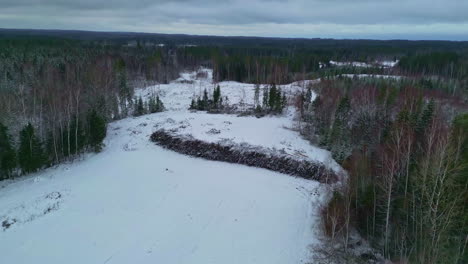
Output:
top-left (257, 84), bottom-right (285, 114)
top-left (189, 98), bottom-right (197, 110)
top-left (148, 95), bottom-right (165, 113)
top-left (416, 99), bottom-right (434, 136)
top-left (134, 96), bottom-right (146, 116)
top-left (262, 86), bottom-right (269, 108)
top-left (202, 89), bottom-right (209, 108)
top-left (399, 52), bottom-right (461, 77)
top-left (255, 104), bottom-right (262, 113)
top-left (213, 85), bottom-right (221, 108)
top-left (0, 122), bottom-right (16, 179)
top-left (329, 96), bottom-right (351, 162)
top-left (190, 87), bottom-right (225, 111)
top-left (268, 84), bottom-right (278, 109)
top-left (254, 84), bottom-right (260, 107)
top-left (18, 123), bottom-right (45, 174)
top-left (87, 110), bottom-right (107, 152)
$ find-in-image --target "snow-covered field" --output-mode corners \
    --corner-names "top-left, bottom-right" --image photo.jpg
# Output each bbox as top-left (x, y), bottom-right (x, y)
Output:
top-left (329, 60), bottom-right (399, 68)
top-left (341, 73), bottom-right (403, 80)
top-left (0, 69), bottom-right (338, 264)
top-left (136, 68), bottom-right (316, 112)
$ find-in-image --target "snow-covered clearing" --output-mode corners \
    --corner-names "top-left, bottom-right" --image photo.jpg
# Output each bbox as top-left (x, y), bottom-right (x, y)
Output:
top-left (329, 60), bottom-right (399, 68)
top-left (341, 73), bottom-right (403, 80)
top-left (0, 69), bottom-right (340, 264)
top-left (136, 68), bottom-right (316, 112)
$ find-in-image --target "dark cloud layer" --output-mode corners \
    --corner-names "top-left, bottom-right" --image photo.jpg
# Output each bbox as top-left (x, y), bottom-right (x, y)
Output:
top-left (1, 0), bottom-right (467, 40)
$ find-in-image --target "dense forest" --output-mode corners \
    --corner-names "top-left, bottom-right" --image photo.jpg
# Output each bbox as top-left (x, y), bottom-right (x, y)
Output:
top-left (297, 77), bottom-right (467, 263)
top-left (0, 29), bottom-right (467, 263)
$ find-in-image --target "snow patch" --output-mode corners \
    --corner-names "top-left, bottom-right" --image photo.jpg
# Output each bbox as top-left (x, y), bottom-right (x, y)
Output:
top-left (1, 191), bottom-right (65, 231)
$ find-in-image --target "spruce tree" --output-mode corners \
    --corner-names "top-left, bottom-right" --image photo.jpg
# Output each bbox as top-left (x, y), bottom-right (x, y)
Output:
top-left (197, 97), bottom-right (203, 110)
top-left (189, 98), bottom-right (196, 110)
top-left (0, 122), bottom-right (16, 179)
top-left (269, 84), bottom-right (278, 110)
top-left (416, 99), bottom-right (435, 136)
top-left (262, 86), bottom-right (269, 109)
top-left (281, 93), bottom-right (287, 111)
top-left (329, 96), bottom-right (351, 162)
top-left (254, 83), bottom-right (260, 107)
top-left (149, 96), bottom-right (157, 113)
top-left (88, 110), bottom-right (107, 152)
top-left (202, 89), bottom-right (209, 110)
top-left (134, 97), bottom-right (145, 116)
top-left (18, 123), bottom-right (45, 174)
top-left (213, 85), bottom-right (221, 108)
top-left (156, 96), bottom-right (164, 112)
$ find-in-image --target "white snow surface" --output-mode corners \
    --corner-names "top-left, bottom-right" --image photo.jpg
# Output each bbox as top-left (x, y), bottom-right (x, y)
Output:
top-left (0, 69), bottom-right (337, 264)
top-left (341, 73), bottom-right (403, 80)
top-left (329, 60), bottom-right (399, 68)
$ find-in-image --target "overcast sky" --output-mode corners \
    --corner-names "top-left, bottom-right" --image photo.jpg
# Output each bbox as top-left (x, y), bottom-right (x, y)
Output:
top-left (1, 0), bottom-right (467, 40)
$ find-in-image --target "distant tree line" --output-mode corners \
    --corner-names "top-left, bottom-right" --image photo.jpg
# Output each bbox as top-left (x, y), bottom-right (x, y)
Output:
top-left (398, 51), bottom-right (465, 78)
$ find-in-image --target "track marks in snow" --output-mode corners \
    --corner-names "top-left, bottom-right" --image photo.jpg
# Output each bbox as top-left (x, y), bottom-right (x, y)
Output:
top-left (1, 190), bottom-right (66, 231)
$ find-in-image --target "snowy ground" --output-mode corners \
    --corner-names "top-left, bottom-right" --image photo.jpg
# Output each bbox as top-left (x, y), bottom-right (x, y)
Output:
top-left (329, 60), bottom-right (399, 68)
top-left (341, 73), bottom-right (403, 80)
top-left (0, 69), bottom-right (339, 264)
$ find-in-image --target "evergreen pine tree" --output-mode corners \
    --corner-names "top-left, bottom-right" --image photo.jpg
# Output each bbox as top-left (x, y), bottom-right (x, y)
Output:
top-left (197, 97), bottom-right (203, 110)
top-left (0, 122), bottom-right (16, 179)
top-left (416, 99), bottom-right (435, 136)
top-left (273, 88), bottom-right (283, 112)
top-left (156, 96), bottom-right (164, 112)
top-left (281, 93), bottom-right (287, 111)
top-left (213, 85), bottom-right (221, 108)
top-left (254, 83), bottom-right (260, 107)
top-left (134, 97), bottom-right (145, 116)
top-left (189, 98), bottom-right (196, 110)
top-left (329, 96), bottom-right (351, 162)
top-left (262, 86), bottom-right (269, 109)
top-left (149, 96), bottom-right (157, 113)
top-left (202, 89), bottom-right (209, 110)
top-left (269, 84), bottom-right (278, 110)
top-left (18, 123), bottom-right (45, 174)
top-left (88, 110), bottom-right (107, 152)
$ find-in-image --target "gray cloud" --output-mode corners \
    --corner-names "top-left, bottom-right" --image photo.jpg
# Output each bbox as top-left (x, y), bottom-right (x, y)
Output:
top-left (0, 0), bottom-right (467, 40)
